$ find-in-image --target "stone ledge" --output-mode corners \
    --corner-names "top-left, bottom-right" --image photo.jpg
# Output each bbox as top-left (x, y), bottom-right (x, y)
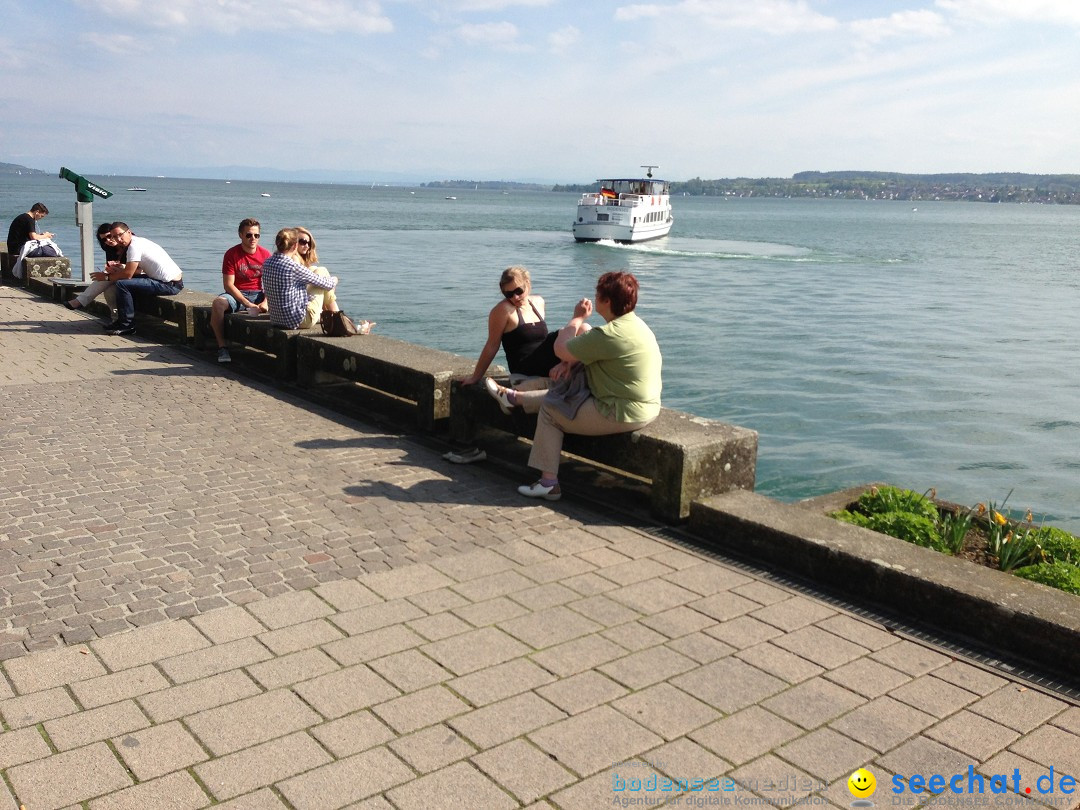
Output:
top-left (688, 488), bottom-right (1080, 682)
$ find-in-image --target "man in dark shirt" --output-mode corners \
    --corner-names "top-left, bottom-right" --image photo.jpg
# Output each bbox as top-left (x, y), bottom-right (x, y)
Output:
top-left (6, 203), bottom-right (52, 256)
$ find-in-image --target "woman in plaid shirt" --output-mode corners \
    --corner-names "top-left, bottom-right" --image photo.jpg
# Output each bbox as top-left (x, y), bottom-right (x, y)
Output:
top-left (262, 228), bottom-right (338, 330)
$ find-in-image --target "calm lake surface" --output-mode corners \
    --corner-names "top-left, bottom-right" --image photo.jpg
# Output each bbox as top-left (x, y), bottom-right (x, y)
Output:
top-left (5, 174), bottom-right (1079, 529)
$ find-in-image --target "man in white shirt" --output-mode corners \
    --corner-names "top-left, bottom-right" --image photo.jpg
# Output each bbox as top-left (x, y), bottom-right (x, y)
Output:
top-left (94, 222), bottom-right (184, 336)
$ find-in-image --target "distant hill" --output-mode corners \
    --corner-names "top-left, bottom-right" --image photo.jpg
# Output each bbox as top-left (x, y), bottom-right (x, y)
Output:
top-left (0, 161), bottom-right (47, 175)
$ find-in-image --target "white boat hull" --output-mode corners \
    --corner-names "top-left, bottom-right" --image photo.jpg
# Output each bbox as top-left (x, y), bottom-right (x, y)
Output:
top-left (572, 210), bottom-right (673, 243)
top-left (572, 178), bottom-right (673, 243)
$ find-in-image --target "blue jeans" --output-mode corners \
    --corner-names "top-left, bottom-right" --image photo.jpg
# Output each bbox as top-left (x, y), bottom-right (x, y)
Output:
top-left (113, 277), bottom-right (183, 327)
top-left (219, 289), bottom-right (265, 312)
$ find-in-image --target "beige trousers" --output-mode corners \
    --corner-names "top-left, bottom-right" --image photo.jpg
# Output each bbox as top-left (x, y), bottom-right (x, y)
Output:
top-left (74, 279), bottom-right (118, 312)
top-left (516, 389), bottom-right (653, 475)
top-left (298, 268), bottom-right (337, 330)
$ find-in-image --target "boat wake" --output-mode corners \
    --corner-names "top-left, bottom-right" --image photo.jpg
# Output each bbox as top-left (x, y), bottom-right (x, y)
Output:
top-left (590, 237), bottom-right (902, 265)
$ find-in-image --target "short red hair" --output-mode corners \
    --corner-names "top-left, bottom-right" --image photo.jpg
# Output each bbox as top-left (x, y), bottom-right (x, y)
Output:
top-left (596, 271), bottom-right (638, 317)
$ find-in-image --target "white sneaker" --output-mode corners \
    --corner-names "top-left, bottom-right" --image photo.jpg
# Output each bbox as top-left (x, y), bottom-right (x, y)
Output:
top-left (484, 377), bottom-right (513, 414)
top-left (217, 348), bottom-right (232, 363)
top-left (518, 480), bottom-right (561, 501)
top-left (443, 447), bottom-right (487, 464)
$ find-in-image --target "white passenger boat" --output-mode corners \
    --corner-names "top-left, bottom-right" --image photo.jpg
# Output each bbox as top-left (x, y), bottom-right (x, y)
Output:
top-left (572, 165), bottom-right (673, 243)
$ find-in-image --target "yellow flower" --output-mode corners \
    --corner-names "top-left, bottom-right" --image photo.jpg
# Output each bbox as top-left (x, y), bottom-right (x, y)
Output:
top-left (992, 511), bottom-right (1007, 526)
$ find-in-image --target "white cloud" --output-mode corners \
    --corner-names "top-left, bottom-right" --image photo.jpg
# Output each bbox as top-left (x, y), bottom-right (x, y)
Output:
top-left (454, 21), bottom-right (522, 48)
top-left (936, 0), bottom-right (1080, 27)
top-left (850, 10), bottom-right (950, 44)
top-left (78, 31), bottom-right (146, 55)
top-left (438, 0), bottom-right (555, 10)
top-left (76, 0), bottom-right (393, 34)
top-left (617, 0), bottom-right (838, 35)
top-left (548, 25), bottom-right (580, 53)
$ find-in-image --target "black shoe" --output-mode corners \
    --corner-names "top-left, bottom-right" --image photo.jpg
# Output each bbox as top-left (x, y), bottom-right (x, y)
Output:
top-left (62, 299), bottom-right (77, 310)
top-left (107, 325), bottom-right (136, 336)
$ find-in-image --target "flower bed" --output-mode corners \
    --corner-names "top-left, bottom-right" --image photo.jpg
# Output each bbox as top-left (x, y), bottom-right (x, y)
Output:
top-left (830, 486), bottom-right (1080, 595)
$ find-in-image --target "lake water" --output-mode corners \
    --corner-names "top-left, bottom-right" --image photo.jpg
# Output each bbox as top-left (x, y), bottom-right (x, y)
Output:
top-left (5, 174), bottom-right (1080, 529)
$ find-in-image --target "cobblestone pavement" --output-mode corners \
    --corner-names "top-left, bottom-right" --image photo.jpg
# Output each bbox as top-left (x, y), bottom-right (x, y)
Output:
top-left (2, 285), bottom-right (1078, 809)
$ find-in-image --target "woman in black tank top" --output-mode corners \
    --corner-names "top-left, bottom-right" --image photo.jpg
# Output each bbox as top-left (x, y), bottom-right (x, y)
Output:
top-left (462, 266), bottom-right (558, 386)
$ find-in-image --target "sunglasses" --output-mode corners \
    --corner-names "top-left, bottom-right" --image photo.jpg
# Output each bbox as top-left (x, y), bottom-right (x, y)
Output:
top-left (502, 286), bottom-right (525, 299)
top-left (297, 238), bottom-right (311, 246)
top-left (244, 232), bottom-right (260, 239)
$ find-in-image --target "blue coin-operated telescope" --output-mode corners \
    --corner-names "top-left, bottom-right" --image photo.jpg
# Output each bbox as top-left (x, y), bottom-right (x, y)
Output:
top-left (59, 167), bottom-right (112, 281)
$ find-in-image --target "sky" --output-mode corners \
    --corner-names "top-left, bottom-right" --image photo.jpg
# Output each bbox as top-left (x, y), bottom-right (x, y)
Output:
top-left (2, 0), bottom-right (1079, 183)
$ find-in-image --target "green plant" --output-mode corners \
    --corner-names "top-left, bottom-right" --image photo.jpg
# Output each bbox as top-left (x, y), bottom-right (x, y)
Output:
top-left (994, 527), bottom-right (1042, 571)
top-left (831, 509), bottom-right (871, 529)
top-left (1034, 527), bottom-right (1080, 565)
top-left (858, 486), bottom-right (938, 522)
top-left (864, 512), bottom-right (945, 551)
top-left (1014, 561), bottom-right (1080, 595)
top-left (938, 509), bottom-right (973, 555)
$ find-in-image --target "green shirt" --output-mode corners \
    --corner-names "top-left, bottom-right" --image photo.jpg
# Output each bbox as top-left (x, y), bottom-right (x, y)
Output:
top-left (567, 311), bottom-right (662, 422)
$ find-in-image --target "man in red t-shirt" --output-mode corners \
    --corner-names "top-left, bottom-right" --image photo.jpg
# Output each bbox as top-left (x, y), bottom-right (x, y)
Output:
top-left (210, 218), bottom-right (272, 363)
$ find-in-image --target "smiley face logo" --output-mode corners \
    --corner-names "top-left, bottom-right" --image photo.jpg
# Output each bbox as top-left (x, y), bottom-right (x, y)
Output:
top-left (848, 768), bottom-right (876, 799)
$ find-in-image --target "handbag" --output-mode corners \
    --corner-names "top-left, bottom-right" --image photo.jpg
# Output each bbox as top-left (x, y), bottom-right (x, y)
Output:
top-left (320, 310), bottom-right (360, 337)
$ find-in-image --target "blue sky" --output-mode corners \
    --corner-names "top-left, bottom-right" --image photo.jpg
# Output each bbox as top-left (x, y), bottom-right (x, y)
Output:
top-left (3, 0), bottom-right (1079, 182)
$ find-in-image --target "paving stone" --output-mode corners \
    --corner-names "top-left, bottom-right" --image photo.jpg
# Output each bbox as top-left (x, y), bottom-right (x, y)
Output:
top-left (536, 670), bottom-right (629, 714)
top-left (7, 742), bottom-right (133, 810)
top-left (612, 682), bottom-right (721, 740)
top-left (605, 578), bottom-right (696, 614)
top-left (870, 639), bottom-right (952, 676)
top-left (649, 548), bottom-right (704, 571)
top-left (43, 699), bottom-right (149, 751)
top-left (0, 686), bottom-right (78, 729)
top-left (430, 550), bottom-right (517, 583)
top-left (730, 580), bottom-right (792, 605)
top-left (211, 788), bottom-right (290, 809)
top-left (967, 684), bottom-right (1069, 733)
top-left (551, 762), bottom-right (676, 810)
top-left (137, 669), bottom-right (262, 723)
top-left (360, 563), bottom-right (456, 599)
top-left (2, 644), bottom-right (107, 693)
top-left (323, 624), bottom-right (425, 666)
top-left (0, 725), bottom-right (52, 769)
top-left (389, 723), bottom-right (477, 773)
top-left (688, 591), bottom-right (761, 622)
top-left (372, 684), bottom-right (471, 734)
top-left (243, 590), bottom-right (334, 629)
top-left (186, 689), bottom-right (321, 755)
top-left (293, 664), bottom-right (400, 719)
top-left (278, 745), bottom-right (415, 809)
top-left (749, 597), bottom-right (837, 631)
top-left (736, 642), bottom-right (826, 684)
top-left (672, 657), bottom-right (787, 713)
top-left (158, 635), bottom-right (273, 683)
top-left (472, 738), bottom-right (577, 804)
top-left (600, 620), bottom-right (669, 651)
top-left (829, 695), bottom-right (937, 752)
top-left (406, 611), bottom-right (473, 641)
top-left (561, 571), bottom-right (619, 596)
top-left (448, 657), bottom-right (555, 706)
top-left (648, 737), bottom-right (730, 783)
top-left (189, 605), bottom-right (267, 643)
top-left (257, 617), bottom-right (344, 655)
top-left (530, 633), bottom-right (633, 677)
top-left (704, 615), bottom-right (784, 649)
top-left (331, 598), bottom-right (426, 635)
top-left (498, 605), bottom-right (603, 649)
top-left (599, 644), bottom-right (698, 689)
top-left (823, 657), bottom-right (912, 698)
top-left (86, 770), bottom-right (210, 810)
top-left (517, 556), bottom-right (597, 585)
top-left (888, 674), bottom-right (979, 717)
top-left (367, 648), bottom-right (454, 692)
top-left (729, 753), bottom-right (824, 802)
top-left (666, 631), bottom-right (736, 664)
top-left (451, 692), bottom-right (566, 749)
top-left (770, 625), bottom-right (869, 669)
top-left (596, 557), bottom-right (675, 587)
top-left (690, 705), bottom-right (802, 765)
top-left (576, 546), bottom-right (635, 569)
top-left (564, 593), bottom-right (641, 627)
top-left (451, 570), bottom-right (539, 602)
top-left (878, 736), bottom-right (975, 790)
top-left (452, 595), bottom-right (531, 627)
top-left (815, 614), bottom-right (900, 651)
top-left (112, 720), bottom-right (209, 780)
top-left (761, 677), bottom-right (866, 730)
top-left (924, 709), bottom-right (1021, 760)
top-left (195, 732), bottom-right (333, 801)
top-left (979, 749), bottom-right (1067, 808)
top-left (1051, 706), bottom-right (1080, 735)
top-left (1008, 725), bottom-right (1080, 781)
top-left (69, 663), bottom-right (171, 709)
top-left (931, 660), bottom-right (1009, 696)
top-left (386, 760), bottom-right (517, 810)
top-left (309, 710), bottom-right (396, 757)
top-left (312, 579), bottom-right (384, 611)
top-left (91, 621), bottom-right (210, 670)
top-left (529, 705), bottom-right (663, 777)
top-left (246, 646), bottom-right (340, 690)
top-left (639, 605), bottom-right (717, 638)
top-left (775, 727), bottom-right (874, 780)
top-left (421, 626), bottom-right (530, 675)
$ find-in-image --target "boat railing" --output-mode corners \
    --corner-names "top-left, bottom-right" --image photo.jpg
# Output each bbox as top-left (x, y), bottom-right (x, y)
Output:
top-left (579, 192), bottom-right (658, 207)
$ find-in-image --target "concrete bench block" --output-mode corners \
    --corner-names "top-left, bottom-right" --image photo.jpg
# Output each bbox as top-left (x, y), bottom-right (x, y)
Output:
top-left (216, 314), bottom-right (321, 379)
top-left (449, 381), bottom-right (757, 522)
top-left (132, 290), bottom-right (219, 341)
top-left (19, 256), bottom-right (72, 289)
top-left (295, 334), bottom-right (474, 430)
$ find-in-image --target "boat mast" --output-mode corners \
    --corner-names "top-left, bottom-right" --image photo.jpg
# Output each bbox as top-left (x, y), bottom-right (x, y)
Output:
top-left (641, 164), bottom-right (659, 178)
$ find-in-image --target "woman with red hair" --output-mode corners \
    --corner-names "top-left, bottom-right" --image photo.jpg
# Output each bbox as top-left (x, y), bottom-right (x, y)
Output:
top-left (485, 270), bottom-right (662, 500)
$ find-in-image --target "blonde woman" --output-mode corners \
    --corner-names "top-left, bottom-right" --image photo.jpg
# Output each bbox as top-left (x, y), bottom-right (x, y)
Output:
top-left (295, 227), bottom-right (373, 333)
